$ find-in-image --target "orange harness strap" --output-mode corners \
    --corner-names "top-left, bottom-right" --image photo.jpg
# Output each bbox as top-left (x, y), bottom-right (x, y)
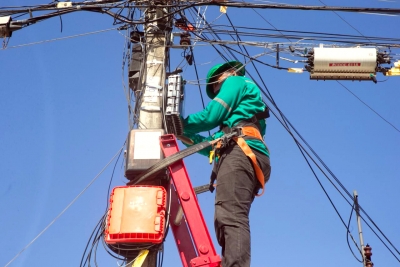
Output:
top-left (240, 126), bottom-right (263, 141)
top-left (213, 126), bottom-right (266, 196)
top-left (234, 126), bottom-right (266, 196)
top-left (232, 134), bottom-right (265, 196)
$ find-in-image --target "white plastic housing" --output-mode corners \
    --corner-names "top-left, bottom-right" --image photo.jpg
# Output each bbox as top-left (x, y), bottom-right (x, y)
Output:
top-left (313, 48), bottom-right (377, 73)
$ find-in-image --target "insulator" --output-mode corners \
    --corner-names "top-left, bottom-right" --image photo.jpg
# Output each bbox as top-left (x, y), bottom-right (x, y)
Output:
top-left (130, 31), bottom-right (144, 43)
top-left (304, 65), bottom-right (312, 72)
top-left (175, 18), bottom-right (186, 28)
top-left (129, 44), bottom-right (143, 91)
top-left (180, 33), bottom-right (191, 46)
top-left (185, 53), bottom-right (193, 65)
top-left (364, 245), bottom-right (374, 267)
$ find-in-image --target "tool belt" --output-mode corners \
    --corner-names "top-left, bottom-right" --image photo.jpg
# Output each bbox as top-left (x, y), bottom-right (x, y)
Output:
top-left (210, 124), bottom-right (267, 196)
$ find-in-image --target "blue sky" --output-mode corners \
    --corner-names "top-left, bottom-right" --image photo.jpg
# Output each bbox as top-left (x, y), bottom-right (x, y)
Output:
top-left (1, 0), bottom-right (399, 266)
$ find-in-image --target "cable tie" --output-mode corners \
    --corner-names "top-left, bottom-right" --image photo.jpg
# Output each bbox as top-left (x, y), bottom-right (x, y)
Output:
top-left (146, 59), bottom-right (163, 65)
top-left (145, 83), bottom-right (163, 90)
top-left (140, 106), bottom-right (161, 111)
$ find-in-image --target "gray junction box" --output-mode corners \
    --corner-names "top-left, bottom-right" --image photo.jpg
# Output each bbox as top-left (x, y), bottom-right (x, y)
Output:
top-left (125, 129), bottom-right (164, 184)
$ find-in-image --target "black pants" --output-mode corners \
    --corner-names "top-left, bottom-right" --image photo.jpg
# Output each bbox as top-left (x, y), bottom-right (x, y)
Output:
top-left (214, 143), bottom-right (271, 267)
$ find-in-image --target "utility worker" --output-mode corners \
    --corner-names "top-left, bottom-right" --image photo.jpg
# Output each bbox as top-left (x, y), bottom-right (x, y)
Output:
top-left (179, 61), bottom-right (271, 267)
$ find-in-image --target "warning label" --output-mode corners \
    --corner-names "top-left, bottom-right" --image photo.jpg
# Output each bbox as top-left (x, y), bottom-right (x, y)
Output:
top-left (329, 63), bottom-right (361, 67)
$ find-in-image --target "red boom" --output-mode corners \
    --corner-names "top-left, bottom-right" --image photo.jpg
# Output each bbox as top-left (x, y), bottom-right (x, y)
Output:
top-left (160, 134), bottom-right (221, 267)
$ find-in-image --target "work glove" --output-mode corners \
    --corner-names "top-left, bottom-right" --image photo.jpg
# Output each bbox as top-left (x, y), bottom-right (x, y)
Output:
top-left (176, 135), bottom-right (194, 145)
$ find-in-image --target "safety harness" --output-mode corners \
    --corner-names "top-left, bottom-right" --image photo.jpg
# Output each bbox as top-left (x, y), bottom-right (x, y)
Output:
top-left (138, 108), bottom-right (270, 196)
top-left (209, 108), bottom-right (270, 197)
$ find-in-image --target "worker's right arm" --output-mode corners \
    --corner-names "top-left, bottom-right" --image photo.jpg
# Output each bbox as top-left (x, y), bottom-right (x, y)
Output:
top-left (182, 76), bottom-right (243, 134)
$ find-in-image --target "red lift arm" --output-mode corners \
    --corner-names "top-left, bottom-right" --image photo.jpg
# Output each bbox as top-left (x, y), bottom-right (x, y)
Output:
top-left (160, 134), bottom-right (221, 267)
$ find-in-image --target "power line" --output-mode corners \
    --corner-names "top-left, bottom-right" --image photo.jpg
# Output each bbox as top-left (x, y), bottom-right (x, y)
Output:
top-left (5, 144), bottom-right (125, 267)
top-left (3, 1), bottom-right (399, 265)
top-left (315, 0), bottom-right (400, 134)
top-left (337, 81), bottom-right (400, 133)
top-left (198, 27), bottom-right (400, 47)
top-left (223, 12), bottom-right (362, 243)
top-left (197, 2), bottom-right (400, 15)
top-left (1, 28), bottom-right (118, 50)
top-left (221, 14), bottom-right (367, 249)
top-left (188, 11), bottom-right (400, 261)
top-left (81, 145), bottom-right (126, 267)
top-left (5, 1), bottom-right (400, 15)
top-left (317, 0), bottom-right (372, 43)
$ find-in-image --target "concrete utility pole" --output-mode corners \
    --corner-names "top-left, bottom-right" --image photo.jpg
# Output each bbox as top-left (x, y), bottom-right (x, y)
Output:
top-left (354, 191), bottom-right (374, 267)
top-left (138, 9), bottom-right (169, 129)
top-left (354, 190), bottom-right (365, 264)
top-left (126, 2), bottom-right (171, 267)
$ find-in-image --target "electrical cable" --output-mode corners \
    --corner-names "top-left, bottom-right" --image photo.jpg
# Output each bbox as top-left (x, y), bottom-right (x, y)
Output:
top-left (220, 45), bottom-right (289, 70)
top-left (1, 27), bottom-right (118, 50)
top-left (185, 50), bottom-right (199, 91)
top-left (5, 4), bottom-right (400, 52)
top-left (266, 95), bottom-right (400, 262)
top-left (3, 2), bottom-right (181, 28)
top-left (162, 29), bottom-right (171, 133)
top-left (185, 8), bottom-right (236, 60)
top-left (85, 215), bottom-right (106, 267)
top-left (197, 30), bottom-right (400, 47)
top-left (223, 14), bottom-right (246, 63)
top-left (105, 142), bottom-right (126, 209)
top-left (5, 144), bottom-right (125, 267)
top-left (266, 87), bottom-right (400, 260)
top-left (202, 24), bottom-right (400, 42)
top-left (188, 2), bottom-right (400, 15)
top-left (198, 23), bottom-right (400, 45)
top-left (195, 8), bottom-right (343, 222)
top-left (107, 4), bottom-right (395, 265)
top-left (132, 32), bottom-right (151, 128)
top-left (201, 24), bottom-right (396, 248)
top-left (262, 85), bottom-right (400, 260)
top-left (189, 45), bottom-right (211, 136)
top-left (249, 7), bottom-right (293, 43)
top-left (120, 23), bottom-right (138, 129)
top-left (3, 1), bottom-right (400, 264)
top-left (317, 0), bottom-right (372, 44)
top-left (195, 11), bottom-right (400, 261)
top-left (346, 203), bottom-right (364, 262)
top-left (358, 213), bottom-right (400, 261)
top-left (337, 81), bottom-right (400, 133)
top-left (222, 13), bottom-right (365, 253)
top-left (80, 212), bottom-right (108, 267)
top-left (272, 102), bottom-right (400, 260)
top-left (126, 137), bottom-right (224, 186)
top-left (4, 1), bottom-right (400, 19)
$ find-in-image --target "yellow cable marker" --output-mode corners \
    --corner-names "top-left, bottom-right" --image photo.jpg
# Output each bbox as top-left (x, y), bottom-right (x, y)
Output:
top-left (220, 6), bottom-right (227, 13)
top-left (133, 250), bottom-right (149, 267)
top-left (385, 61), bottom-right (400, 76)
top-left (288, 68), bottom-right (303, 73)
top-left (209, 150), bottom-right (215, 164)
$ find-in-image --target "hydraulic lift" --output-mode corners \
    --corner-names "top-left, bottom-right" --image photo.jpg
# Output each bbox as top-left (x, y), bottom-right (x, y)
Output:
top-left (106, 134), bottom-right (222, 267)
top-left (161, 134), bottom-right (221, 267)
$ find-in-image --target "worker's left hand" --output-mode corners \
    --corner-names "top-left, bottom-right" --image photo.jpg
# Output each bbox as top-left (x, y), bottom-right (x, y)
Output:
top-left (177, 135), bottom-right (194, 145)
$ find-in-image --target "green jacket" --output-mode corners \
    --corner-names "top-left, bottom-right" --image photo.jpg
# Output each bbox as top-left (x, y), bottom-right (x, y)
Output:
top-left (183, 76), bottom-right (270, 157)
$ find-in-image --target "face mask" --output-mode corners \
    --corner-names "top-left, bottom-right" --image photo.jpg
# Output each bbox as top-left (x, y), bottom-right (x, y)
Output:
top-left (213, 71), bottom-right (236, 93)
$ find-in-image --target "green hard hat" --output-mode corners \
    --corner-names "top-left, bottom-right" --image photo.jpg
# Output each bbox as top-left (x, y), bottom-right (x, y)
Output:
top-left (206, 61), bottom-right (245, 99)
